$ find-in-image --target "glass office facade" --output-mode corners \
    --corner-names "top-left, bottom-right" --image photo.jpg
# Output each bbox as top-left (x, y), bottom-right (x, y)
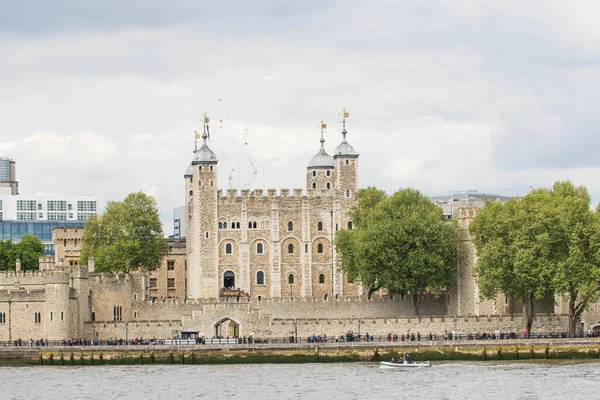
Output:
top-left (0, 221), bottom-right (86, 256)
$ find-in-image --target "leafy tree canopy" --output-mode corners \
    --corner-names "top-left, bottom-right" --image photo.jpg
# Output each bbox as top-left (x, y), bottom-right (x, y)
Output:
top-left (335, 187), bottom-right (464, 315)
top-left (0, 234), bottom-right (44, 271)
top-left (80, 192), bottom-right (169, 273)
top-left (469, 181), bottom-right (600, 334)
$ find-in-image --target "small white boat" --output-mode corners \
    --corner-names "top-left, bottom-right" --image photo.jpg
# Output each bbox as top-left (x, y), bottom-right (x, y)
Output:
top-left (380, 361), bottom-right (432, 368)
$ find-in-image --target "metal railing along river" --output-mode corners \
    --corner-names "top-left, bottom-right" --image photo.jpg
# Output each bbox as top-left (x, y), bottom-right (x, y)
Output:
top-left (1, 331), bottom-right (599, 349)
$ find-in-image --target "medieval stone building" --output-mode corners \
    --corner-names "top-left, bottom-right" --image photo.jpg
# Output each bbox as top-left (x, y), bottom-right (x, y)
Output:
top-left (184, 122), bottom-right (361, 300)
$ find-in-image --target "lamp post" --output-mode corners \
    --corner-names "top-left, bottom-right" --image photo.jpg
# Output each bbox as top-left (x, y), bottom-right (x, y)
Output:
top-left (453, 318), bottom-right (457, 341)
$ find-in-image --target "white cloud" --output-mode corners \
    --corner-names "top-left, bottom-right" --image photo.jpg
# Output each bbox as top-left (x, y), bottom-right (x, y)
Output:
top-left (1, 1), bottom-right (600, 233)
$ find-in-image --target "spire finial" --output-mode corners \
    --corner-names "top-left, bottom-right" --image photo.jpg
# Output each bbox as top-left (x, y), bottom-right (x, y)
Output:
top-left (203, 113), bottom-right (210, 142)
top-left (319, 120), bottom-right (327, 148)
top-left (341, 108), bottom-right (349, 138)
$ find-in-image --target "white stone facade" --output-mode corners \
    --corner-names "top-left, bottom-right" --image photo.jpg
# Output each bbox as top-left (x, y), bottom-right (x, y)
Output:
top-left (185, 127), bottom-right (360, 300)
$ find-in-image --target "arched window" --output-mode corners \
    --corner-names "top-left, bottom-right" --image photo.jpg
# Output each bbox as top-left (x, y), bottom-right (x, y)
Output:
top-left (236, 222), bottom-right (240, 229)
top-left (210, 165), bottom-right (213, 171)
top-left (288, 274), bottom-right (294, 284)
top-left (253, 221), bottom-right (257, 229)
top-left (256, 271), bottom-right (265, 285)
top-left (345, 159), bottom-right (349, 165)
top-left (317, 243), bottom-right (323, 253)
top-left (345, 190), bottom-right (350, 198)
top-left (223, 222), bottom-right (227, 229)
top-left (326, 182), bottom-right (331, 190)
top-left (248, 222), bottom-right (253, 229)
top-left (348, 221), bottom-right (353, 230)
top-left (288, 243), bottom-right (294, 254)
top-left (218, 222), bottom-right (222, 229)
top-left (199, 166), bottom-right (202, 171)
top-left (319, 274), bottom-right (325, 284)
top-left (312, 171), bottom-right (316, 177)
top-left (288, 221), bottom-right (293, 231)
top-left (317, 221), bottom-right (323, 231)
top-left (257, 242), bottom-right (263, 254)
top-left (189, 190), bottom-right (193, 196)
top-left (210, 180), bottom-right (214, 186)
top-left (225, 243), bottom-right (232, 254)
top-left (326, 170), bottom-right (331, 176)
top-left (312, 182), bottom-right (316, 189)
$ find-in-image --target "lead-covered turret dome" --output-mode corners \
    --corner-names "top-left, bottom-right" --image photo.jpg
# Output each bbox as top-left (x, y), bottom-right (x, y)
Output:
top-left (334, 128), bottom-right (358, 157)
top-left (192, 131), bottom-right (218, 164)
top-left (308, 137), bottom-right (334, 169)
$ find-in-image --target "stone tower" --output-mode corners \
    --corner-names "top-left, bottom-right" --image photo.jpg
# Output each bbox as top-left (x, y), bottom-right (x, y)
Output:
top-left (333, 113), bottom-right (359, 209)
top-left (185, 125), bottom-right (219, 299)
top-left (306, 122), bottom-right (335, 196)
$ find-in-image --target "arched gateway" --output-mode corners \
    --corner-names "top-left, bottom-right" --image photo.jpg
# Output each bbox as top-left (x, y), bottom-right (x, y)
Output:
top-left (215, 318), bottom-right (239, 338)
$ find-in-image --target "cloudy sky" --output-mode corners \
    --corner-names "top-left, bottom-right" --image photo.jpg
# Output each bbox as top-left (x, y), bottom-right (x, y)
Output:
top-left (1, 0), bottom-right (599, 234)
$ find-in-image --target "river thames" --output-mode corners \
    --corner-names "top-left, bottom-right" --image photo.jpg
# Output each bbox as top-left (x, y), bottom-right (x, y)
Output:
top-left (2, 360), bottom-right (600, 399)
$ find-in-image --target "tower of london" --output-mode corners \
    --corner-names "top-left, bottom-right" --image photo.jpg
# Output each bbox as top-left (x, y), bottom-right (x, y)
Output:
top-left (184, 119), bottom-right (361, 300)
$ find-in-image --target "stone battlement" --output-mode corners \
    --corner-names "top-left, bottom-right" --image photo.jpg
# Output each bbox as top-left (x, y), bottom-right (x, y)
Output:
top-left (0, 288), bottom-right (47, 301)
top-left (217, 188), bottom-right (338, 203)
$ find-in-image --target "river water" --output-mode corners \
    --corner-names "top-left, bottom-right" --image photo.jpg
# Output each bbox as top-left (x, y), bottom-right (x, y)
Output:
top-left (2, 360), bottom-right (600, 399)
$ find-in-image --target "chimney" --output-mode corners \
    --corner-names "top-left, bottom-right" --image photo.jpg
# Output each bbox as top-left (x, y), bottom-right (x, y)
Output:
top-left (15, 258), bottom-right (21, 272)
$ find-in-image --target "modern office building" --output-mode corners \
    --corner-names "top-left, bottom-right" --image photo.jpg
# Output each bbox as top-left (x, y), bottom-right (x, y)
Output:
top-left (0, 157), bottom-right (18, 195)
top-left (0, 195), bottom-right (98, 256)
top-left (430, 191), bottom-right (513, 219)
top-left (173, 205), bottom-right (186, 238)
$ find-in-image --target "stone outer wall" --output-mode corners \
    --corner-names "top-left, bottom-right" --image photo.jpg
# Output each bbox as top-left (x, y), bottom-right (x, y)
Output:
top-left (87, 297), bottom-right (568, 340)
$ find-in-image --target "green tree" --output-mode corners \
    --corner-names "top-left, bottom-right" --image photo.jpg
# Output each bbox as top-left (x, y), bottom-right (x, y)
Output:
top-left (469, 186), bottom-right (575, 334)
top-left (0, 240), bottom-right (16, 270)
top-left (80, 192), bottom-right (169, 273)
top-left (335, 187), bottom-right (464, 315)
top-left (548, 181), bottom-right (600, 334)
top-left (0, 235), bottom-right (44, 271)
top-left (15, 234), bottom-right (45, 270)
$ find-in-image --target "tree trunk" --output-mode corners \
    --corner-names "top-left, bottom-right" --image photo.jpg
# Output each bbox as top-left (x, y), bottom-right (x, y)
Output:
top-left (568, 296), bottom-right (578, 336)
top-left (521, 292), bottom-right (534, 336)
top-left (411, 293), bottom-right (420, 316)
top-left (366, 284), bottom-right (378, 300)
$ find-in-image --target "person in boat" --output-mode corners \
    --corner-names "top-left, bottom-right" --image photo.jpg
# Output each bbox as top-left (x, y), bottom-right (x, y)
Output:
top-left (405, 353), bottom-right (413, 364)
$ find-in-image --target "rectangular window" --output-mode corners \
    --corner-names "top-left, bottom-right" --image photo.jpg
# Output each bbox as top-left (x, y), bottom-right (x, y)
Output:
top-left (34, 312), bottom-right (41, 324)
top-left (77, 200), bottom-right (97, 212)
top-left (167, 261), bottom-right (175, 271)
top-left (149, 278), bottom-right (157, 287)
top-left (47, 200), bottom-right (67, 212)
top-left (50, 312), bottom-right (53, 322)
top-left (17, 200), bottom-right (36, 211)
top-left (47, 212), bottom-right (67, 221)
top-left (167, 278), bottom-right (175, 288)
top-left (0, 312), bottom-right (5, 324)
top-left (60, 312), bottom-right (64, 321)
